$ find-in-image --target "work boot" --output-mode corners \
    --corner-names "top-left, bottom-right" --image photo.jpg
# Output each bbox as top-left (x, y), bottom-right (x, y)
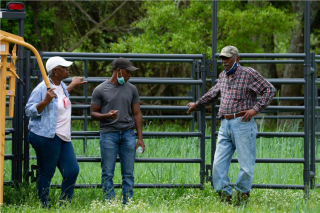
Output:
top-left (233, 191), bottom-right (250, 206)
top-left (218, 191), bottom-right (232, 204)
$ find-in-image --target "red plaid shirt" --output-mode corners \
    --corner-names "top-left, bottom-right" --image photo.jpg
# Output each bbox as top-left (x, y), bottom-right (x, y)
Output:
top-left (195, 65), bottom-right (276, 118)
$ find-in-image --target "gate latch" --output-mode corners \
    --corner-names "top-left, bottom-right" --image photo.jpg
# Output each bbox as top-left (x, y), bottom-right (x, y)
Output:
top-left (206, 164), bottom-right (212, 182)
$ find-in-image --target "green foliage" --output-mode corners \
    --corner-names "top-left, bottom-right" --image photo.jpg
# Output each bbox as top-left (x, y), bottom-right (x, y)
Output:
top-left (110, 1), bottom-right (297, 56)
top-left (218, 2), bottom-right (297, 53)
top-left (311, 29), bottom-right (320, 54)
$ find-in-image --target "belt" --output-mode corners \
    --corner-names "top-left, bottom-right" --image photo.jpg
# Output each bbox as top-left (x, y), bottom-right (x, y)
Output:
top-left (222, 112), bottom-right (246, 120)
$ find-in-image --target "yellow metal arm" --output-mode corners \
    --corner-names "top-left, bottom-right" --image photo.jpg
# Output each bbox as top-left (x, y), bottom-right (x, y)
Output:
top-left (0, 30), bottom-right (50, 206)
top-left (0, 30), bottom-right (50, 88)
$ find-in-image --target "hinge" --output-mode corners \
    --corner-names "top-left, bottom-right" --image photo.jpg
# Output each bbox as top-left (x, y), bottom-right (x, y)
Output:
top-left (206, 59), bottom-right (214, 77)
top-left (193, 60), bottom-right (200, 73)
top-left (206, 164), bottom-right (212, 182)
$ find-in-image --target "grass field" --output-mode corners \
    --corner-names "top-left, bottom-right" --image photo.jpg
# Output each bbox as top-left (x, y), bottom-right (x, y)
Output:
top-left (2, 119), bottom-right (320, 212)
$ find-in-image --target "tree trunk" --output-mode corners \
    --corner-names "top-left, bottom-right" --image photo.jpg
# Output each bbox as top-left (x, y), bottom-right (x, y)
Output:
top-left (29, 2), bottom-right (47, 51)
top-left (281, 1), bottom-right (320, 106)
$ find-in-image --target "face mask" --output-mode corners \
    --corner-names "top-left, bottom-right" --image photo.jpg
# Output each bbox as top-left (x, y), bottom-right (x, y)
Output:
top-left (224, 61), bottom-right (238, 76)
top-left (117, 70), bottom-right (125, 85)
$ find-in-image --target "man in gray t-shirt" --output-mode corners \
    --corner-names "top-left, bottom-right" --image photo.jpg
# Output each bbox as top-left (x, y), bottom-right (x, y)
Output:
top-left (90, 57), bottom-right (145, 204)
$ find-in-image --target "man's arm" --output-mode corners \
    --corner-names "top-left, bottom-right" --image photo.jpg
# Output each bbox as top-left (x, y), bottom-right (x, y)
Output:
top-left (186, 82), bottom-right (220, 114)
top-left (90, 104), bottom-right (118, 121)
top-left (250, 70), bottom-right (276, 113)
top-left (67, 77), bottom-right (88, 93)
top-left (241, 70), bottom-right (276, 122)
top-left (132, 102), bottom-right (145, 153)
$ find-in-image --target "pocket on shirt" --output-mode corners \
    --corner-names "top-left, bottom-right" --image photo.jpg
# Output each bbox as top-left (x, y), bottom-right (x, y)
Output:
top-left (231, 85), bottom-right (246, 100)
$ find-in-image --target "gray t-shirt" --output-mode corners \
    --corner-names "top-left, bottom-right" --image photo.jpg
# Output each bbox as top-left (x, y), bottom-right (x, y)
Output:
top-left (91, 80), bottom-right (140, 132)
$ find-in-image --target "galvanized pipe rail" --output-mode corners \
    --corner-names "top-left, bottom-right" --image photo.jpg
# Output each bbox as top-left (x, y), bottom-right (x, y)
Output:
top-left (6, 50), bottom-right (315, 193)
top-left (24, 52), bottom-right (315, 192)
top-left (25, 52), bottom-right (209, 189)
top-left (19, 37), bottom-right (318, 192)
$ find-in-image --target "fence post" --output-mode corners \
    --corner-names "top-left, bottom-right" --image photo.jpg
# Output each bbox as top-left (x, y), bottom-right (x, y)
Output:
top-left (310, 52), bottom-right (316, 189)
top-left (200, 54), bottom-right (207, 189)
top-left (303, 0), bottom-right (311, 199)
top-left (210, 0), bottom-right (218, 187)
top-left (12, 18), bottom-right (25, 184)
top-left (83, 60), bottom-right (88, 155)
top-left (23, 50), bottom-right (31, 183)
top-left (190, 61), bottom-right (196, 132)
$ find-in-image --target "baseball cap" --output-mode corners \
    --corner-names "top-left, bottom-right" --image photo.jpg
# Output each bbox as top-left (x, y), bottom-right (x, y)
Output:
top-left (112, 57), bottom-right (138, 72)
top-left (219, 45), bottom-right (239, 58)
top-left (46, 56), bottom-right (73, 72)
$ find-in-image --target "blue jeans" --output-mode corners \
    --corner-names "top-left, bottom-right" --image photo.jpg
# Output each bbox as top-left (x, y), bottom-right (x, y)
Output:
top-left (212, 117), bottom-right (257, 196)
top-left (100, 129), bottom-right (136, 204)
top-left (28, 131), bottom-right (79, 207)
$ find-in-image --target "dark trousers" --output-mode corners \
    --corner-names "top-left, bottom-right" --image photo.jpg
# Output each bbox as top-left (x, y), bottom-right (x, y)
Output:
top-left (28, 131), bottom-right (79, 207)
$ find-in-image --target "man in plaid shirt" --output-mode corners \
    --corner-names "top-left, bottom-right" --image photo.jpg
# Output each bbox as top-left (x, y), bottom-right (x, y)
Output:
top-left (187, 46), bottom-right (276, 205)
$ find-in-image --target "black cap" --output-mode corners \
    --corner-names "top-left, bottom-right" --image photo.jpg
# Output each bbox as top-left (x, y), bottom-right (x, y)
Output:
top-left (111, 57), bottom-right (138, 72)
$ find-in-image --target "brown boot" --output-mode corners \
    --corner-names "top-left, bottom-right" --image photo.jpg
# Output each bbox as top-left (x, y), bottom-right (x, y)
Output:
top-left (234, 191), bottom-right (250, 206)
top-left (218, 191), bottom-right (232, 204)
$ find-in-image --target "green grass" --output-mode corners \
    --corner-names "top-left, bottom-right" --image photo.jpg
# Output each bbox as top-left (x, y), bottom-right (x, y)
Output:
top-left (3, 119), bottom-right (320, 212)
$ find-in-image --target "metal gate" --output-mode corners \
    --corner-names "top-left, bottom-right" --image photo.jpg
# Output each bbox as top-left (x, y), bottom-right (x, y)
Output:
top-left (2, 0), bottom-right (319, 198)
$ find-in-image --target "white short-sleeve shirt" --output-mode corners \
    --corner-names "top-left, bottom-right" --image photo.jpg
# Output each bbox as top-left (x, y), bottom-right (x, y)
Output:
top-left (52, 84), bottom-right (71, 142)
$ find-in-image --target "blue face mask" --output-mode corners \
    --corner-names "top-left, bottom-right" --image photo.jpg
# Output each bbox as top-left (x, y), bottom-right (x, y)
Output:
top-left (117, 70), bottom-right (125, 85)
top-left (224, 61), bottom-right (238, 76)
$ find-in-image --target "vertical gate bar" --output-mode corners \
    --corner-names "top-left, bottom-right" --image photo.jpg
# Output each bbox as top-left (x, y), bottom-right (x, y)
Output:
top-left (316, 58), bottom-right (319, 190)
top-left (12, 18), bottom-right (25, 184)
top-left (210, 0), bottom-right (218, 186)
top-left (303, 0), bottom-right (311, 199)
top-left (197, 63), bottom-right (201, 132)
top-left (200, 54), bottom-right (207, 189)
top-left (18, 19), bottom-right (25, 183)
top-left (83, 60), bottom-right (88, 155)
top-left (191, 61), bottom-right (195, 132)
top-left (310, 52), bottom-right (316, 189)
top-left (23, 50), bottom-right (31, 183)
top-left (316, 65), bottom-right (320, 144)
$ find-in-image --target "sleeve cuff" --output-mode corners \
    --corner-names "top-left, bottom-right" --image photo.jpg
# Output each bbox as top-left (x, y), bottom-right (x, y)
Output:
top-left (253, 105), bottom-right (262, 113)
top-left (30, 104), bottom-right (42, 117)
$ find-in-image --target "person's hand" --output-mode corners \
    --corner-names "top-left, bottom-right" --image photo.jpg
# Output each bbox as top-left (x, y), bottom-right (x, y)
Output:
top-left (106, 110), bottom-right (118, 119)
top-left (240, 109), bottom-right (257, 122)
top-left (186, 102), bottom-right (196, 114)
top-left (71, 76), bottom-right (88, 86)
top-left (135, 139), bottom-right (145, 153)
top-left (43, 88), bottom-right (56, 103)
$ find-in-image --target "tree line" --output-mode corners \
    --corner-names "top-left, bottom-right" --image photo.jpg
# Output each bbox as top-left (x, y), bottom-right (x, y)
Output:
top-left (2, 0), bottom-right (320, 107)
